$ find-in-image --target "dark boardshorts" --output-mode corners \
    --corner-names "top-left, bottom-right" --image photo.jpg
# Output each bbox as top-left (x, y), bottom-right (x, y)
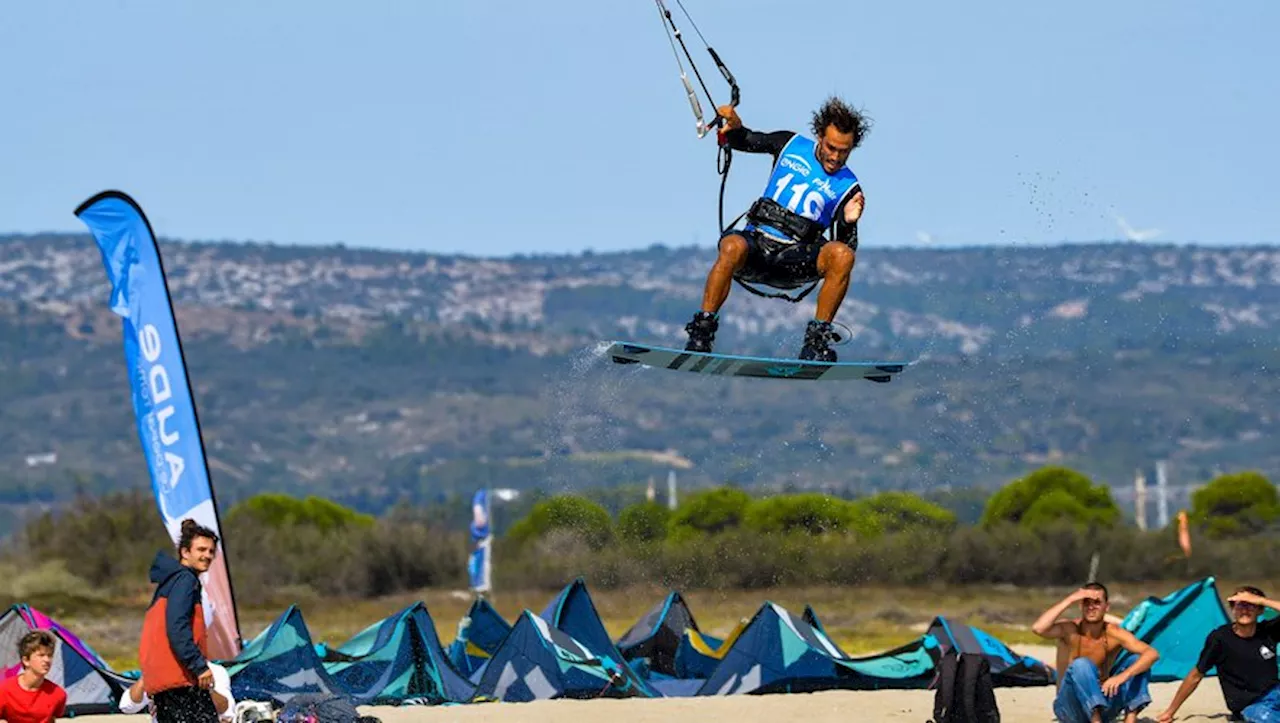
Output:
top-left (153, 686), bottom-right (219, 723)
top-left (728, 228), bottom-right (826, 290)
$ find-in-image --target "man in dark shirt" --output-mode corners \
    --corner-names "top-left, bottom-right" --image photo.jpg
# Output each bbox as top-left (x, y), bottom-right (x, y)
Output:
top-left (1156, 586), bottom-right (1280, 722)
top-left (683, 96), bottom-right (869, 362)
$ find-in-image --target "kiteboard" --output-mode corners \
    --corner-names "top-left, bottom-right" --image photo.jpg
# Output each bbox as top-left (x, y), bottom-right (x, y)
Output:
top-left (607, 341), bottom-right (911, 383)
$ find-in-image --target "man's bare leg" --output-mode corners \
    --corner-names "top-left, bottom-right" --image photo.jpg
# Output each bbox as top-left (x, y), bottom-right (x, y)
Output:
top-left (700, 234), bottom-right (749, 313)
top-left (813, 241), bottom-right (856, 322)
top-left (685, 235), bottom-right (748, 352)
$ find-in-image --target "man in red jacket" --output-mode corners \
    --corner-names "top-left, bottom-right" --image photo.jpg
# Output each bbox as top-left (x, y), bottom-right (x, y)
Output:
top-left (0, 631), bottom-right (67, 723)
top-left (139, 519), bottom-right (220, 723)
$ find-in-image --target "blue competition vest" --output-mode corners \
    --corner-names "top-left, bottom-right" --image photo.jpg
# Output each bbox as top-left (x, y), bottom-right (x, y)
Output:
top-left (748, 134), bottom-right (860, 241)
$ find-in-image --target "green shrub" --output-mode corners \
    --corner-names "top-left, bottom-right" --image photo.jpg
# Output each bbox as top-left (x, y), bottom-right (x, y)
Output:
top-left (743, 494), bottom-right (856, 536)
top-left (668, 487), bottom-right (752, 537)
top-left (853, 491), bottom-right (957, 533)
top-left (982, 466), bottom-right (1121, 530)
top-left (1190, 471), bottom-right (1280, 539)
top-left (506, 495), bottom-right (614, 549)
top-left (618, 501), bottom-right (670, 543)
top-left (226, 493), bottom-right (374, 531)
top-left (19, 491), bottom-right (170, 591)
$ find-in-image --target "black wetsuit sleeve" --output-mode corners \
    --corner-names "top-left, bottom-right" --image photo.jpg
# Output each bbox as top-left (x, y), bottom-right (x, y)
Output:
top-left (721, 127), bottom-right (795, 158)
top-left (831, 185), bottom-right (865, 248)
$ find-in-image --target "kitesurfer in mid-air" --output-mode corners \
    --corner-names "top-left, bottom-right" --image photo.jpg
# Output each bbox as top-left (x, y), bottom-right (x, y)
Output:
top-left (684, 96), bottom-right (870, 362)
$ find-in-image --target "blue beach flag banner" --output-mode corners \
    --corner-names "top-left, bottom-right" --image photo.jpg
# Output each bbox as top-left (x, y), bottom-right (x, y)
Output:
top-left (75, 190), bottom-right (242, 659)
top-left (468, 489), bottom-right (492, 593)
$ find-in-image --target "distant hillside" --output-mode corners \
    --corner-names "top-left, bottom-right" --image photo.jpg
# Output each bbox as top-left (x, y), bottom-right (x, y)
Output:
top-left (1, 233), bottom-right (1277, 534)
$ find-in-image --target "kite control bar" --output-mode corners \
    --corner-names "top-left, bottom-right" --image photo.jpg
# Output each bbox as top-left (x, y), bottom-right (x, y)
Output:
top-left (653, 0), bottom-right (746, 241)
top-left (653, 0), bottom-right (739, 138)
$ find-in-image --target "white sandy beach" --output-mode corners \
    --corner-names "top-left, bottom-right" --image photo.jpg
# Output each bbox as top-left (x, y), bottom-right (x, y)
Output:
top-left (81, 684), bottom-right (1229, 723)
top-left (353, 681), bottom-right (1228, 723)
top-left (80, 648), bottom-right (1236, 723)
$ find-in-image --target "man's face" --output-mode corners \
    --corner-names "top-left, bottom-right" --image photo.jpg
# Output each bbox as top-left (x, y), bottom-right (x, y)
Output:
top-left (1081, 591), bottom-right (1109, 623)
top-left (1232, 600), bottom-right (1261, 625)
top-left (22, 647), bottom-right (53, 676)
top-left (816, 126), bottom-right (855, 174)
top-left (181, 535), bottom-right (217, 573)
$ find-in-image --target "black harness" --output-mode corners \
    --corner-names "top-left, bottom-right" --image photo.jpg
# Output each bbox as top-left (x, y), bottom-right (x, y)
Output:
top-left (725, 197), bottom-right (833, 303)
top-left (744, 197), bottom-right (825, 245)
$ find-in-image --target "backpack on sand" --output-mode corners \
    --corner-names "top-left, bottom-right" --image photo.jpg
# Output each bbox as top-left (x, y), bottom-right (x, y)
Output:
top-left (931, 650), bottom-right (1000, 723)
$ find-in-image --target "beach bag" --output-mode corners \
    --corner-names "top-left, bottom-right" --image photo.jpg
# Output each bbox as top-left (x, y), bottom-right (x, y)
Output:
top-left (931, 651), bottom-right (1000, 723)
top-left (277, 694), bottom-right (373, 723)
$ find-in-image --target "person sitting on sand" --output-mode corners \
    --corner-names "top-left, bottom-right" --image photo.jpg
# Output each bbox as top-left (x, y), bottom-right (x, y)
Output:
top-left (1032, 582), bottom-right (1159, 723)
top-left (1156, 585), bottom-right (1280, 722)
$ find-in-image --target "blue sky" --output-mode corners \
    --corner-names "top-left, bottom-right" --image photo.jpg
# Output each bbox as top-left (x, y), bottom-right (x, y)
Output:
top-left (2, 1), bottom-right (1277, 256)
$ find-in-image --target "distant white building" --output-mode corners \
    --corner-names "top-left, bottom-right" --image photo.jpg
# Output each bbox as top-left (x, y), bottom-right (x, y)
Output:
top-left (25, 452), bottom-right (57, 467)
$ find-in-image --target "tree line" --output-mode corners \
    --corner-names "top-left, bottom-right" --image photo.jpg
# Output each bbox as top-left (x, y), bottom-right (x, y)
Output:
top-left (1, 466), bottom-right (1277, 610)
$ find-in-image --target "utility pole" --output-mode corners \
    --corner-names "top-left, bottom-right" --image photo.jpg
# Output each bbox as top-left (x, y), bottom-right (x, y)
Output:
top-left (1134, 469), bottom-right (1148, 531)
top-left (667, 470), bottom-right (678, 511)
top-left (1156, 460), bottom-right (1170, 529)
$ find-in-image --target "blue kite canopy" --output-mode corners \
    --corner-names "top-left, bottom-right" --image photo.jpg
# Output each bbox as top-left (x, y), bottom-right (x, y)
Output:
top-left (801, 604), bottom-right (850, 658)
top-left (539, 578), bottom-right (657, 697)
top-left (222, 605), bottom-right (349, 705)
top-left (1117, 577), bottom-right (1231, 682)
top-left (673, 621), bottom-right (745, 679)
top-left (616, 591), bottom-right (700, 676)
top-left (695, 602), bottom-right (939, 695)
top-left (802, 603), bottom-right (946, 687)
top-left (322, 602), bottom-right (475, 705)
top-left (473, 611), bottom-right (646, 702)
top-left (447, 597), bottom-right (513, 678)
top-left (926, 616), bottom-right (1056, 687)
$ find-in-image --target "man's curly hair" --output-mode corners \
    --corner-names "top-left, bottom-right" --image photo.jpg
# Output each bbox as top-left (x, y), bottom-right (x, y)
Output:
top-left (811, 96), bottom-right (871, 150)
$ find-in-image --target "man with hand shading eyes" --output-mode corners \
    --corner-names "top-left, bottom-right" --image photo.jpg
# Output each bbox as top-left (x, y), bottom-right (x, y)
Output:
top-left (1157, 586), bottom-right (1280, 722)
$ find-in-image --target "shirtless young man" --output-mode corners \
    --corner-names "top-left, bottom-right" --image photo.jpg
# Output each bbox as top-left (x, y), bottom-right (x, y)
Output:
top-left (1032, 583), bottom-right (1160, 723)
